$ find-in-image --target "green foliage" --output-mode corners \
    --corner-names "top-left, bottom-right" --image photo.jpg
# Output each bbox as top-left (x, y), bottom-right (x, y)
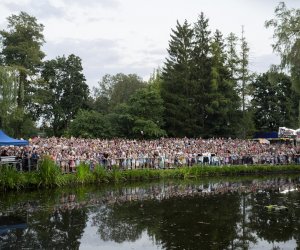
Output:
top-left (251, 70), bottom-right (299, 130)
top-left (69, 110), bottom-right (114, 138)
top-left (161, 19), bottom-right (195, 137)
top-left (0, 66), bottom-right (37, 137)
top-left (162, 14), bottom-right (243, 138)
top-left (1, 160), bottom-right (300, 191)
top-left (132, 119), bottom-right (166, 138)
top-left (266, 3), bottom-right (300, 125)
top-left (0, 66), bottom-right (18, 133)
top-left (38, 156), bottom-right (61, 187)
top-left (0, 165), bottom-right (25, 190)
top-left (40, 54), bottom-right (89, 136)
top-left (205, 30), bottom-right (241, 137)
top-left (71, 84), bottom-right (166, 139)
top-left (76, 163), bottom-right (94, 184)
top-left (93, 165), bottom-right (110, 183)
top-left (0, 11), bottom-right (45, 110)
top-left (0, 12), bottom-right (45, 137)
top-left (107, 104), bottom-right (134, 138)
top-left (129, 87), bottom-right (166, 138)
top-left (94, 73), bottom-right (146, 112)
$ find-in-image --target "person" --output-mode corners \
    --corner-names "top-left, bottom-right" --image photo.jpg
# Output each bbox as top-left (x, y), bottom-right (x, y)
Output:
top-left (1, 149), bottom-right (8, 156)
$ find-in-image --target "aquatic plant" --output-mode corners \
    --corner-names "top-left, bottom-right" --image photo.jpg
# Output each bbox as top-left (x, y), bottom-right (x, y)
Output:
top-left (0, 165), bottom-right (25, 190)
top-left (1, 160), bottom-right (300, 191)
top-left (37, 156), bottom-right (61, 187)
top-left (93, 165), bottom-right (110, 183)
top-left (76, 163), bottom-right (94, 184)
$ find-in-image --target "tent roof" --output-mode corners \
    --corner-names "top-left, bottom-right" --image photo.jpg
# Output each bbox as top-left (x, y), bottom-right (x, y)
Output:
top-left (0, 130), bottom-right (29, 146)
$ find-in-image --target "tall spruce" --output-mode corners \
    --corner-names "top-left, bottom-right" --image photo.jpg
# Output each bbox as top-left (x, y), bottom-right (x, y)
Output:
top-left (238, 26), bottom-right (251, 113)
top-left (192, 13), bottom-right (212, 137)
top-left (226, 32), bottom-right (240, 86)
top-left (161, 20), bottom-right (194, 137)
top-left (207, 30), bottom-right (241, 137)
top-left (237, 26), bottom-right (252, 138)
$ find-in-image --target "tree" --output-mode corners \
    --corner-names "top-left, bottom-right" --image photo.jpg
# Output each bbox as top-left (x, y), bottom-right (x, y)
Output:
top-left (192, 13), bottom-right (212, 137)
top-left (226, 32), bottom-right (240, 86)
top-left (108, 103), bottom-right (134, 138)
top-left (251, 70), bottom-right (299, 131)
top-left (0, 12), bottom-right (45, 109)
top-left (161, 20), bottom-right (194, 137)
top-left (205, 30), bottom-right (241, 137)
top-left (266, 2), bottom-right (300, 125)
top-left (0, 66), bottom-right (18, 130)
top-left (94, 73), bottom-right (146, 113)
top-left (236, 27), bottom-right (253, 138)
top-left (106, 86), bottom-right (166, 139)
top-left (148, 68), bottom-right (163, 92)
top-left (40, 54), bottom-right (89, 136)
top-left (238, 26), bottom-right (251, 113)
top-left (0, 66), bottom-right (36, 137)
top-left (69, 110), bottom-right (114, 138)
top-left (129, 87), bottom-right (166, 138)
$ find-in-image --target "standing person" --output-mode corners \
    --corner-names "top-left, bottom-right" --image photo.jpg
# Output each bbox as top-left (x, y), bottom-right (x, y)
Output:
top-left (69, 152), bottom-right (76, 172)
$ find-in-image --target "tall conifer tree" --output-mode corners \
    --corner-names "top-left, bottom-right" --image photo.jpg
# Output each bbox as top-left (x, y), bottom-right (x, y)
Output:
top-left (161, 20), bottom-right (194, 137)
top-left (207, 30), bottom-right (241, 137)
top-left (192, 13), bottom-right (212, 136)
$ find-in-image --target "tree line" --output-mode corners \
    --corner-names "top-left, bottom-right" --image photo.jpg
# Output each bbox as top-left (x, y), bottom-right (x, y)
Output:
top-left (0, 3), bottom-right (299, 139)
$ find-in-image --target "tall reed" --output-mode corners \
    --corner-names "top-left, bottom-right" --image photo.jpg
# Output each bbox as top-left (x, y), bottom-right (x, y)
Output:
top-left (0, 165), bottom-right (25, 190)
top-left (76, 163), bottom-right (94, 184)
top-left (37, 156), bottom-right (61, 187)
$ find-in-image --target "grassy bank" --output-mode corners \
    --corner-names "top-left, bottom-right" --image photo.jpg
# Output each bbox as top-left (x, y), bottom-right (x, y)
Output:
top-left (1, 156), bottom-right (300, 191)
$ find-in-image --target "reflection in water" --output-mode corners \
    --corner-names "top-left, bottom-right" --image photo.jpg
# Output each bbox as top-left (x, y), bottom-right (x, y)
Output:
top-left (0, 176), bottom-right (300, 249)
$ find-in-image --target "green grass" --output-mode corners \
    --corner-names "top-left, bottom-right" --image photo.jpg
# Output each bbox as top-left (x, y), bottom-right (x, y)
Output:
top-left (1, 158), bottom-right (300, 191)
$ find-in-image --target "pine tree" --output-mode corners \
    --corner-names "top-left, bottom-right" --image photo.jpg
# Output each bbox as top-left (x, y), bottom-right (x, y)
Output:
top-left (237, 26), bottom-right (253, 138)
top-left (192, 13), bottom-right (212, 137)
top-left (226, 32), bottom-right (240, 86)
top-left (206, 30), bottom-right (241, 137)
top-left (161, 20), bottom-right (194, 137)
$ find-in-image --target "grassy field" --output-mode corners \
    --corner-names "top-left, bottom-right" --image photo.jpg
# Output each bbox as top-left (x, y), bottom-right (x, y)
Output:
top-left (1, 156), bottom-right (300, 191)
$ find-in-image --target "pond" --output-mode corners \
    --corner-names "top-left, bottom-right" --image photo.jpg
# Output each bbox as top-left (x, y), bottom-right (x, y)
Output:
top-left (1, 175), bottom-right (300, 249)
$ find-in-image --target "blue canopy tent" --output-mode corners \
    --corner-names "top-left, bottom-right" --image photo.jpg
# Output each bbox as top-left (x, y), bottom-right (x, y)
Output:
top-left (0, 130), bottom-right (29, 146)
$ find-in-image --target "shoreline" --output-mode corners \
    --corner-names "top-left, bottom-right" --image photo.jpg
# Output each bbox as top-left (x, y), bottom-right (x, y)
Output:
top-left (1, 158), bottom-right (300, 191)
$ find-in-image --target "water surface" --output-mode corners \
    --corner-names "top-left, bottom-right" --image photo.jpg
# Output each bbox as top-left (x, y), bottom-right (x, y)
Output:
top-left (1, 176), bottom-right (300, 249)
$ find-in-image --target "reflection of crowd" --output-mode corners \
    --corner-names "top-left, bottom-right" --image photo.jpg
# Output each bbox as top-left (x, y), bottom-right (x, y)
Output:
top-left (53, 178), bottom-right (300, 211)
top-left (0, 137), bottom-right (300, 172)
top-left (2, 178), bottom-right (299, 214)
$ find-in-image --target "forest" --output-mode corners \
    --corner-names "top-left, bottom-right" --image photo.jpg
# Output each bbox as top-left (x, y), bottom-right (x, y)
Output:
top-left (0, 2), bottom-right (299, 139)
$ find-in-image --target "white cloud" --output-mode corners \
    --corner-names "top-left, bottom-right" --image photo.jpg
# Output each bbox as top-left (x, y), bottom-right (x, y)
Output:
top-left (0, 0), bottom-right (300, 87)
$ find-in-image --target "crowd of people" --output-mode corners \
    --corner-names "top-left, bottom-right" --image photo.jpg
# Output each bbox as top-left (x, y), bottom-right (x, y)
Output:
top-left (0, 137), bottom-right (300, 172)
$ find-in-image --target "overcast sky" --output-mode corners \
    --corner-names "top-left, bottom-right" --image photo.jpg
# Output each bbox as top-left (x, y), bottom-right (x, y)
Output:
top-left (0, 0), bottom-right (300, 88)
